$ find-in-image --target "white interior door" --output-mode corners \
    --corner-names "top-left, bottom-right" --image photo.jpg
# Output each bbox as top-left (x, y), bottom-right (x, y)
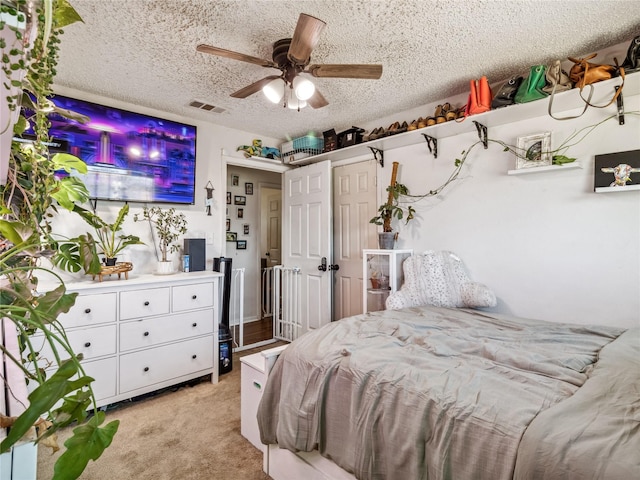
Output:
top-left (333, 160), bottom-right (378, 320)
top-left (283, 160), bottom-right (332, 335)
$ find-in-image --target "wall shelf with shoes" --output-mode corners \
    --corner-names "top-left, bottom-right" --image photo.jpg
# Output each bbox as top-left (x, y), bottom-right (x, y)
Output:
top-left (288, 71), bottom-right (639, 167)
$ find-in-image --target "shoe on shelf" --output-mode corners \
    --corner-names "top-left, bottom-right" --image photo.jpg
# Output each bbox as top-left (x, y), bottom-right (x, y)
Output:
top-left (364, 127), bottom-right (378, 141)
top-left (417, 117), bottom-right (427, 129)
top-left (443, 103), bottom-right (457, 121)
top-left (426, 116), bottom-right (436, 127)
top-left (398, 121), bottom-right (408, 133)
top-left (435, 104), bottom-right (447, 124)
top-left (407, 119), bottom-right (418, 131)
top-left (368, 127), bottom-right (382, 140)
top-left (387, 121), bottom-right (401, 135)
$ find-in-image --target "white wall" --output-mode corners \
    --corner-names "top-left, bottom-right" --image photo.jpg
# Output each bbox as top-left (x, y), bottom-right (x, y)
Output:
top-left (49, 86), bottom-right (281, 281)
top-left (371, 94), bottom-right (639, 329)
top-left (49, 67), bottom-right (639, 331)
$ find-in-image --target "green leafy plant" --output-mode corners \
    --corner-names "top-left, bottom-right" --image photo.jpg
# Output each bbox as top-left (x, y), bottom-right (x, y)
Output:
top-left (134, 206), bottom-right (188, 262)
top-left (74, 204), bottom-right (144, 263)
top-left (369, 161), bottom-right (415, 232)
top-left (1, 1), bottom-right (119, 478)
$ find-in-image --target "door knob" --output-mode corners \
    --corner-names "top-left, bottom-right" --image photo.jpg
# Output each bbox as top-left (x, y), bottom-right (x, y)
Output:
top-left (318, 257), bottom-right (327, 271)
top-left (329, 264), bottom-right (340, 271)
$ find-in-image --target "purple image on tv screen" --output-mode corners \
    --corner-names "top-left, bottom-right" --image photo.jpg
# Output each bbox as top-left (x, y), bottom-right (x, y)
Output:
top-left (40, 95), bottom-right (197, 205)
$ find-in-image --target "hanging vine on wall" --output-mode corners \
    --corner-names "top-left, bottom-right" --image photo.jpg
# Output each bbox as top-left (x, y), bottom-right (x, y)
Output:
top-left (398, 111), bottom-right (639, 205)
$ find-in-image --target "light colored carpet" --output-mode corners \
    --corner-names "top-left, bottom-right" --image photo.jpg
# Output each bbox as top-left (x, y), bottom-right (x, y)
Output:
top-left (37, 344), bottom-right (284, 479)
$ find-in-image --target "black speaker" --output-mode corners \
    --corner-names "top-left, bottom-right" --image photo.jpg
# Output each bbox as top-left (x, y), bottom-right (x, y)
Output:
top-left (183, 238), bottom-right (206, 271)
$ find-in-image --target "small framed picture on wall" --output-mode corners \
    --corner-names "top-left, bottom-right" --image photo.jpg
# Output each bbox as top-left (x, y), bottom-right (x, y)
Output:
top-left (243, 223), bottom-right (250, 235)
top-left (226, 192), bottom-right (231, 204)
top-left (237, 208), bottom-right (244, 219)
top-left (232, 175), bottom-right (239, 186)
top-left (236, 240), bottom-right (247, 250)
top-left (234, 195), bottom-right (246, 205)
top-left (226, 218), bottom-right (230, 231)
top-left (516, 132), bottom-right (552, 169)
top-left (245, 182), bottom-right (253, 195)
top-left (226, 232), bottom-right (237, 242)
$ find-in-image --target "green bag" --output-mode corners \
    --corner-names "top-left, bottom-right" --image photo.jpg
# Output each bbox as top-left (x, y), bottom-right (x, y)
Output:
top-left (514, 65), bottom-right (549, 103)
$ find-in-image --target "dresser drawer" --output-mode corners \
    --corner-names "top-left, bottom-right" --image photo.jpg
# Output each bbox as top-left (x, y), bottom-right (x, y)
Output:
top-left (82, 357), bottom-right (117, 403)
top-left (59, 293), bottom-right (117, 328)
top-left (120, 287), bottom-right (170, 320)
top-left (172, 282), bottom-right (214, 312)
top-left (34, 324), bottom-right (117, 363)
top-left (119, 336), bottom-right (214, 393)
top-left (119, 309), bottom-right (214, 352)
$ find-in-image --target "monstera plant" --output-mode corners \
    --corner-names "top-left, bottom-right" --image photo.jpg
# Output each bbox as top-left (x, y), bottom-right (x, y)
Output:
top-left (0, 0), bottom-right (119, 478)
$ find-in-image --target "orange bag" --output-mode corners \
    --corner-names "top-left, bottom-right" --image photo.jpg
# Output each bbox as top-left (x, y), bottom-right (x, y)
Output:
top-left (465, 76), bottom-right (492, 116)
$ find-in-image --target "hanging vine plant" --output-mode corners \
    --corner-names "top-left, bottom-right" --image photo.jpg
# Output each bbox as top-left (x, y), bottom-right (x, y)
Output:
top-left (397, 112), bottom-right (638, 205)
top-left (1, 1), bottom-right (119, 478)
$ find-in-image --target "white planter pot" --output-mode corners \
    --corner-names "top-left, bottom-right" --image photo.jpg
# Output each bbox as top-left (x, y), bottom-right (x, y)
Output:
top-left (156, 261), bottom-right (175, 275)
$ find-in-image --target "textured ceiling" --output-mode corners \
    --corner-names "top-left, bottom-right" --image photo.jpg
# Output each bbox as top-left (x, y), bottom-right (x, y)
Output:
top-left (55, 0), bottom-right (640, 141)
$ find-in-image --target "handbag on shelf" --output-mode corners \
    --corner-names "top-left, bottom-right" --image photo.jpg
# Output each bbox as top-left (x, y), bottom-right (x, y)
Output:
top-left (549, 54), bottom-right (625, 120)
top-left (542, 60), bottom-right (572, 94)
top-left (491, 75), bottom-right (523, 109)
top-left (514, 65), bottom-right (548, 103)
top-left (568, 53), bottom-right (625, 108)
top-left (465, 76), bottom-right (492, 116)
top-left (621, 35), bottom-right (640, 73)
top-left (568, 53), bottom-right (619, 88)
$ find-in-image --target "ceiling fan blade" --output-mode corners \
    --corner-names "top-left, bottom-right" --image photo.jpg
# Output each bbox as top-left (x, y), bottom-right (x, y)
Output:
top-left (230, 75), bottom-right (282, 99)
top-left (288, 13), bottom-right (326, 65)
top-left (307, 89), bottom-right (329, 109)
top-left (196, 44), bottom-right (277, 68)
top-left (307, 64), bottom-right (383, 79)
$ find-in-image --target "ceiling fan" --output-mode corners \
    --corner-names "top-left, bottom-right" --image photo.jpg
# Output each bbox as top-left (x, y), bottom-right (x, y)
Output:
top-left (196, 13), bottom-right (383, 109)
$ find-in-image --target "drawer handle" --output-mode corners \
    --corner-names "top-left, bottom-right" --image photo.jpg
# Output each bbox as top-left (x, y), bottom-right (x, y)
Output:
top-left (144, 301), bottom-right (150, 306)
top-left (192, 295), bottom-right (197, 300)
top-left (192, 354), bottom-right (197, 359)
top-left (192, 322), bottom-right (197, 327)
top-left (144, 367), bottom-right (149, 372)
top-left (143, 331), bottom-right (149, 337)
top-left (84, 342), bottom-right (91, 348)
top-left (84, 308), bottom-right (91, 314)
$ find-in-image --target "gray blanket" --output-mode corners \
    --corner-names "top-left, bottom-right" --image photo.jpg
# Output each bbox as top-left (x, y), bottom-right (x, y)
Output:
top-left (258, 306), bottom-right (631, 480)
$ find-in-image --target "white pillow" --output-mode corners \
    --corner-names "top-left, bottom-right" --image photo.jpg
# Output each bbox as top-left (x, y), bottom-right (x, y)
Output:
top-left (385, 250), bottom-right (496, 310)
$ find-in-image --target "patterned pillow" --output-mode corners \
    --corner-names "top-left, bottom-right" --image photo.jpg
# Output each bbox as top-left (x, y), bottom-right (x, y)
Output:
top-left (385, 251), bottom-right (497, 310)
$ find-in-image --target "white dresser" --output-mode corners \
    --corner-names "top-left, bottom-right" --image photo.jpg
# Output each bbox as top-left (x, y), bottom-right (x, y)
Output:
top-left (36, 271), bottom-right (223, 408)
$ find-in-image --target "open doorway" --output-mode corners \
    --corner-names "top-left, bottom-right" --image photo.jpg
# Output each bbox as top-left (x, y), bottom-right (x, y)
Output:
top-left (225, 164), bottom-right (282, 350)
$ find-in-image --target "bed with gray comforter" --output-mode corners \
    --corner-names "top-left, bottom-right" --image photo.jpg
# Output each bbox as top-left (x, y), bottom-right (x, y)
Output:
top-left (257, 305), bottom-right (639, 480)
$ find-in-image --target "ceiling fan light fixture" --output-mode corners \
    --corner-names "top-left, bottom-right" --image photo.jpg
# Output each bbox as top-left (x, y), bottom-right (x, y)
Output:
top-left (263, 78), bottom-right (285, 103)
top-left (292, 76), bottom-right (315, 101)
top-left (287, 94), bottom-right (307, 110)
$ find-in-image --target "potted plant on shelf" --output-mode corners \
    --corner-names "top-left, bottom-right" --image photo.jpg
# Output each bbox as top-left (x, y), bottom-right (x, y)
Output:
top-left (134, 206), bottom-right (188, 274)
top-left (74, 204), bottom-right (144, 266)
top-left (1, 0), bottom-right (119, 477)
top-left (369, 161), bottom-right (416, 249)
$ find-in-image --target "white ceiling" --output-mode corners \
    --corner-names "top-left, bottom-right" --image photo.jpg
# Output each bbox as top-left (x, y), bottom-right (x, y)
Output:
top-left (55, 0), bottom-right (640, 141)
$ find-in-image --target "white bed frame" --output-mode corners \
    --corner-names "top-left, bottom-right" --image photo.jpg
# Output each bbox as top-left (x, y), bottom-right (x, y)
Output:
top-left (260, 349), bottom-right (356, 480)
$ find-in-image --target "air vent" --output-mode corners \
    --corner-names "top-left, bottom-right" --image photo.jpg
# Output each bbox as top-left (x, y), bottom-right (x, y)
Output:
top-left (189, 100), bottom-right (226, 114)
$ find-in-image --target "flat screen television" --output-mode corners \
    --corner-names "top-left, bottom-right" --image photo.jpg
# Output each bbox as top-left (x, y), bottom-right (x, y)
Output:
top-left (24, 94), bottom-right (197, 205)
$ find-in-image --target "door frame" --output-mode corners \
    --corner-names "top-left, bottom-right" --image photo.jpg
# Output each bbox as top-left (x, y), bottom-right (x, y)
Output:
top-left (257, 181), bottom-right (281, 320)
